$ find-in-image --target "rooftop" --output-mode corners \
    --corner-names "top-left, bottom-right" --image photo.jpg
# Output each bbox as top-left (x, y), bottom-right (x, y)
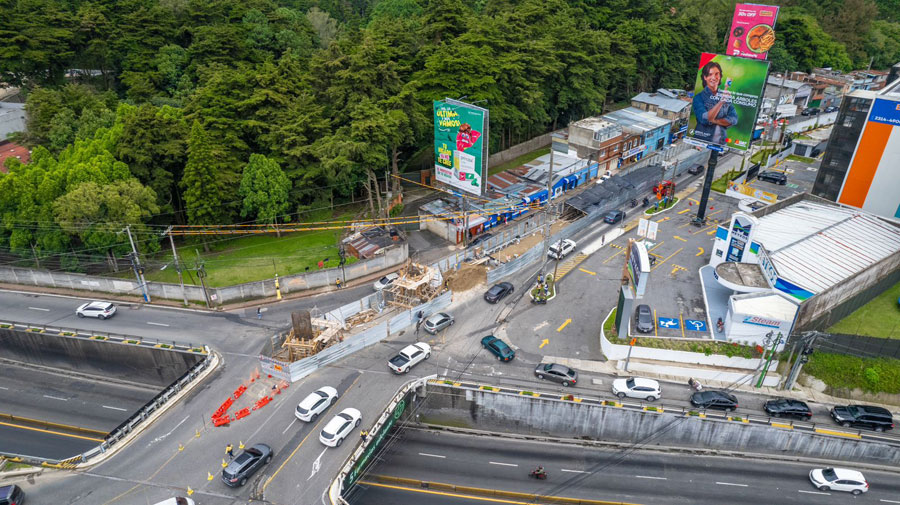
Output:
top-left (766, 76), bottom-right (808, 90)
top-left (570, 117), bottom-right (619, 132)
top-left (632, 90), bottom-right (691, 113)
top-left (603, 107), bottom-right (670, 133)
top-left (752, 200), bottom-right (900, 295)
top-left (0, 141), bottom-right (30, 171)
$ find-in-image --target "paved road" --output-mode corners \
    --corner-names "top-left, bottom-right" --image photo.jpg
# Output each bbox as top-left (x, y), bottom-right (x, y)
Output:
top-left (349, 429), bottom-right (900, 505)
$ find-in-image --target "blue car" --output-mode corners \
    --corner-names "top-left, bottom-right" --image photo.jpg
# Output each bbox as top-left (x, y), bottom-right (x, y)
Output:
top-left (481, 335), bottom-right (515, 362)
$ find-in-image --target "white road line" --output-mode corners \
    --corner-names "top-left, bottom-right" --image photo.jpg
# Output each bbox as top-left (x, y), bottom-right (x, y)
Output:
top-left (715, 482), bottom-right (748, 487)
top-left (489, 461), bottom-right (518, 467)
top-left (0, 386), bottom-right (8, 390)
top-left (879, 499), bottom-right (900, 504)
top-left (43, 395), bottom-right (68, 401)
top-left (146, 322), bottom-right (170, 327)
top-left (560, 469), bottom-right (589, 474)
top-left (27, 307), bottom-right (50, 311)
top-left (634, 475), bottom-right (666, 480)
top-left (799, 490), bottom-right (830, 496)
top-left (282, 419), bottom-right (296, 435)
top-left (418, 453), bottom-right (446, 459)
top-left (102, 405), bottom-right (127, 411)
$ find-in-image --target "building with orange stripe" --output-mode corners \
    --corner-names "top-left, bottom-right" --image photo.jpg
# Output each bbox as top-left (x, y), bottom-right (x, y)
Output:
top-left (813, 79), bottom-right (900, 220)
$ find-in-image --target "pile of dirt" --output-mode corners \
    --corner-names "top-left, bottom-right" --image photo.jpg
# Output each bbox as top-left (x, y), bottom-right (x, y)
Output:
top-left (495, 221), bottom-right (570, 260)
top-left (447, 263), bottom-right (487, 292)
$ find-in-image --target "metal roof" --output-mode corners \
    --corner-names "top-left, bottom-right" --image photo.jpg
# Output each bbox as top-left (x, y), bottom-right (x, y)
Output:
top-left (632, 92), bottom-right (691, 113)
top-left (603, 107), bottom-right (670, 133)
top-left (754, 201), bottom-right (900, 294)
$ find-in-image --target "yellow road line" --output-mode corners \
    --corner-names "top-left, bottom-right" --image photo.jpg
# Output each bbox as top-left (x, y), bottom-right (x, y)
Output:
top-left (678, 208), bottom-right (691, 214)
top-left (557, 319), bottom-right (571, 332)
top-left (771, 422), bottom-right (794, 430)
top-left (603, 248), bottom-right (626, 263)
top-left (360, 480), bottom-right (642, 505)
top-left (649, 247), bottom-right (683, 272)
top-left (815, 428), bottom-right (861, 439)
top-left (0, 412), bottom-right (108, 436)
top-left (0, 420), bottom-right (104, 442)
top-left (679, 313), bottom-right (685, 338)
top-left (673, 235), bottom-right (687, 242)
top-left (579, 268), bottom-right (596, 275)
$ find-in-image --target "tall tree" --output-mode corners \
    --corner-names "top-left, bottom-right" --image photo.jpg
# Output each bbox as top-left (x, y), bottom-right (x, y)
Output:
top-left (181, 121), bottom-right (231, 235)
top-left (238, 154), bottom-right (291, 235)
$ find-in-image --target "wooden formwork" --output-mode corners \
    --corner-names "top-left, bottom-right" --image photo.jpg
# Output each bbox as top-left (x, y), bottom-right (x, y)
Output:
top-left (274, 316), bottom-right (344, 362)
top-left (387, 262), bottom-right (442, 309)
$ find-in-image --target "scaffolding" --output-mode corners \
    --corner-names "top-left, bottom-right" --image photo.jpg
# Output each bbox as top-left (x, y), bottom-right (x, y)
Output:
top-left (274, 310), bottom-right (344, 362)
top-left (387, 262), bottom-right (443, 309)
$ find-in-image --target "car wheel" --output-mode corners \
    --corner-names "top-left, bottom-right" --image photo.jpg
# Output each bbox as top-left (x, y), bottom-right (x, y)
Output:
top-left (537, 374), bottom-right (545, 380)
top-left (852, 490), bottom-right (862, 495)
top-left (425, 353), bottom-right (431, 359)
top-left (646, 396), bottom-right (656, 402)
top-left (875, 426), bottom-right (884, 432)
top-left (331, 397), bottom-right (337, 405)
top-left (450, 320), bottom-right (455, 325)
top-left (265, 455), bottom-right (272, 464)
top-left (772, 413), bottom-right (780, 418)
top-left (728, 407), bottom-right (736, 412)
top-left (497, 355), bottom-right (502, 361)
top-left (818, 486), bottom-right (829, 491)
top-left (617, 392), bottom-right (626, 399)
top-left (77, 313), bottom-right (85, 318)
top-left (842, 422), bottom-right (851, 428)
top-left (240, 477), bottom-right (247, 487)
top-left (355, 418), bottom-right (361, 427)
top-left (562, 381), bottom-right (571, 387)
top-left (99, 314), bottom-right (106, 320)
top-left (336, 437), bottom-right (343, 447)
top-left (311, 413), bottom-right (318, 421)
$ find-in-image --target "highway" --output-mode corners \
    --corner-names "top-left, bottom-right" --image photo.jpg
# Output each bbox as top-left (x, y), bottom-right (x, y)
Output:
top-left (348, 429), bottom-right (900, 505)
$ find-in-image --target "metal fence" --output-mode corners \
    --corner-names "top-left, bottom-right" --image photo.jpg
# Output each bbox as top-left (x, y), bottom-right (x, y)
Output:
top-left (814, 332), bottom-right (900, 360)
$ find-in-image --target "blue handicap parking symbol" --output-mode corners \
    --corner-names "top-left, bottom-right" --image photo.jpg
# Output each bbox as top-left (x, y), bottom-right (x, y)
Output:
top-left (657, 317), bottom-right (680, 329)
top-left (684, 319), bottom-right (707, 332)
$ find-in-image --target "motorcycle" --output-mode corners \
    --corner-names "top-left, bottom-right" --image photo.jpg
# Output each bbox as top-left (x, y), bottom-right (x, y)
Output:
top-left (529, 470), bottom-right (548, 480)
top-left (630, 198), bottom-right (638, 208)
top-left (688, 378), bottom-right (703, 392)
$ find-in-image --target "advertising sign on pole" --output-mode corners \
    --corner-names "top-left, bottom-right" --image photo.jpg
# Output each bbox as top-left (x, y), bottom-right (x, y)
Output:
top-left (687, 53), bottom-right (769, 151)
top-left (726, 4), bottom-right (780, 61)
top-left (623, 239), bottom-right (650, 298)
top-left (433, 100), bottom-right (488, 196)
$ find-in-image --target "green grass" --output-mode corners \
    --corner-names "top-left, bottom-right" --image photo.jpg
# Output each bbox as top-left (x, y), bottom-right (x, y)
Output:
top-left (751, 148), bottom-right (777, 165)
top-left (530, 274), bottom-right (555, 299)
top-left (644, 197), bottom-right (679, 215)
top-left (794, 134), bottom-right (814, 140)
top-left (711, 169), bottom-right (742, 193)
top-left (604, 307), bottom-right (617, 335)
top-left (141, 209), bottom-right (360, 287)
top-left (786, 154), bottom-right (816, 164)
top-left (805, 352), bottom-right (900, 394)
top-left (488, 147), bottom-right (551, 176)
top-left (828, 280), bottom-right (900, 338)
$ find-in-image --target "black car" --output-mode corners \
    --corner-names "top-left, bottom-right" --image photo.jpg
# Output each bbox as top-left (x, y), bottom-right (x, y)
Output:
top-left (481, 335), bottom-right (515, 361)
top-left (0, 485), bottom-right (24, 505)
top-left (825, 106), bottom-right (839, 113)
top-left (468, 233), bottom-right (493, 248)
top-left (831, 405), bottom-right (894, 432)
top-left (222, 443), bottom-right (273, 487)
top-left (603, 209), bottom-right (625, 224)
top-left (690, 390), bottom-right (738, 411)
top-left (801, 107), bottom-right (820, 116)
top-left (757, 171), bottom-right (787, 185)
top-left (534, 363), bottom-right (577, 386)
top-left (634, 304), bottom-right (653, 333)
top-left (687, 164), bottom-right (705, 175)
top-left (764, 398), bottom-right (812, 419)
top-left (484, 282), bottom-right (514, 304)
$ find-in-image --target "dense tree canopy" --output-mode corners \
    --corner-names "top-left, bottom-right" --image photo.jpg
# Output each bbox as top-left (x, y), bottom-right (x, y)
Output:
top-left (1, 0), bottom-right (897, 268)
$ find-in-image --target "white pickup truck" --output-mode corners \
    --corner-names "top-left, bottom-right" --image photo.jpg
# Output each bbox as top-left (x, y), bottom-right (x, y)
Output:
top-left (388, 343), bottom-right (431, 374)
top-left (548, 239), bottom-right (576, 260)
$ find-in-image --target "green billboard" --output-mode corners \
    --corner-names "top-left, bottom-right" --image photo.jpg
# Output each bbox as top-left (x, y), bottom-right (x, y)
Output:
top-left (433, 100), bottom-right (487, 196)
top-left (688, 53), bottom-right (770, 152)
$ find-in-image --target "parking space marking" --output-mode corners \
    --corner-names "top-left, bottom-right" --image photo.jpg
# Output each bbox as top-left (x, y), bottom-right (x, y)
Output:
top-left (579, 268), bottom-right (596, 275)
top-left (649, 248), bottom-right (683, 272)
top-left (673, 235), bottom-right (687, 242)
top-left (696, 247), bottom-right (704, 256)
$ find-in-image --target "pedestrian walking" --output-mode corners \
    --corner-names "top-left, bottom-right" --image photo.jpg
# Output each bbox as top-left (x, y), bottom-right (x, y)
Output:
top-left (336, 278), bottom-right (342, 289)
top-left (257, 307), bottom-right (262, 320)
top-left (360, 430), bottom-right (368, 442)
top-left (226, 443), bottom-right (234, 458)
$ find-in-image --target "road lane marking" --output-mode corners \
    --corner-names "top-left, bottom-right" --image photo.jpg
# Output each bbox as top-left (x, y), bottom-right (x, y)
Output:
top-left (579, 268), bottom-right (596, 275)
top-left (799, 490), bottom-right (830, 496)
top-left (557, 319), bottom-right (571, 332)
top-left (0, 420), bottom-right (104, 442)
top-left (539, 339), bottom-right (549, 349)
top-left (489, 461), bottom-right (518, 467)
top-left (716, 482), bottom-right (748, 487)
top-left (880, 500), bottom-right (900, 504)
top-left (560, 469), bottom-right (589, 474)
top-left (28, 307), bottom-right (50, 311)
top-left (0, 386), bottom-right (8, 390)
top-left (43, 395), bottom-right (68, 401)
top-left (282, 418), bottom-right (296, 434)
top-left (102, 405), bottom-right (127, 411)
top-left (634, 475), bottom-right (666, 480)
top-left (146, 322), bottom-right (170, 327)
top-left (418, 453), bottom-right (446, 459)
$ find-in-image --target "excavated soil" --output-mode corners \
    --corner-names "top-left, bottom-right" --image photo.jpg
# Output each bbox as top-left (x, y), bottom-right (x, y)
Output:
top-left (447, 263), bottom-right (487, 292)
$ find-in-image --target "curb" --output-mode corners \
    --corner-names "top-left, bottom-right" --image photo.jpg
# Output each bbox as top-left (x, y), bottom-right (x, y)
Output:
top-left (0, 467), bottom-right (43, 480)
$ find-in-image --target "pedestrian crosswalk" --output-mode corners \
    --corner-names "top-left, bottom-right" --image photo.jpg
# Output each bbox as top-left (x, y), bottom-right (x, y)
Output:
top-left (553, 252), bottom-right (589, 281)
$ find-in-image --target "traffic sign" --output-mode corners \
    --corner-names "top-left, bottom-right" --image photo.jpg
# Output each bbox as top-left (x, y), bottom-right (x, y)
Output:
top-left (658, 317), bottom-right (680, 329)
top-left (684, 319), bottom-right (708, 332)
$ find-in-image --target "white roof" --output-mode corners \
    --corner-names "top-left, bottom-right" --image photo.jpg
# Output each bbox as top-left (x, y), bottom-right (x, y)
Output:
top-left (753, 201), bottom-right (900, 295)
top-left (731, 292), bottom-right (798, 321)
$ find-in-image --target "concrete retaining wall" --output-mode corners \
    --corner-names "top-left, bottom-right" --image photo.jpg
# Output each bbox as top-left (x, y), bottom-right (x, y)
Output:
top-left (0, 328), bottom-right (203, 387)
top-left (423, 385), bottom-right (900, 465)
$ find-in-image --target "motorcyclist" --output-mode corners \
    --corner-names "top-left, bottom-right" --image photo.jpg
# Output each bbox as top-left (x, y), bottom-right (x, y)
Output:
top-left (533, 466), bottom-right (546, 478)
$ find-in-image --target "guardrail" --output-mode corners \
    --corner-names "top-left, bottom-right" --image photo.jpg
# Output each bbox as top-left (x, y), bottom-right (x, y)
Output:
top-left (0, 320), bottom-right (208, 353)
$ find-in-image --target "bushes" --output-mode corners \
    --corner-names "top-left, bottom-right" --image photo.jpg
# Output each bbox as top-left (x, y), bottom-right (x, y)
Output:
top-left (607, 333), bottom-right (761, 359)
top-left (804, 352), bottom-right (900, 394)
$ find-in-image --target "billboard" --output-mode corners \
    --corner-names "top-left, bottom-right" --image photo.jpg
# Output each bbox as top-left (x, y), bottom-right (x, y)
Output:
top-left (624, 239), bottom-right (650, 298)
top-left (688, 53), bottom-right (769, 151)
top-left (433, 100), bottom-right (488, 196)
top-left (727, 4), bottom-right (779, 60)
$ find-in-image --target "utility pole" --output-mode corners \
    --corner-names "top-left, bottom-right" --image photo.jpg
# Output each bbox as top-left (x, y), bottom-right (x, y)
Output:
top-left (462, 195), bottom-right (469, 249)
top-left (122, 225), bottom-right (150, 302)
top-left (783, 332), bottom-right (819, 390)
top-left (756, 331), bottom-right (781, 388)
top-left (165, 227), bottom-right (189, 307)
top-left (194, 248), bottom-right (211, 309)
top-left (540, 142), bottom-right (557, 277)
top-left (768, 72), bottom-right (788, 156)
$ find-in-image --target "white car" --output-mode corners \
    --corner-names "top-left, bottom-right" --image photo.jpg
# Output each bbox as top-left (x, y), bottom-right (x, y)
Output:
top-left (612, 377), bottom-right (661, 401)
top-left (295, 386), bottom-right (338, 422)
top-left (548, 239), bottom-right (576, 260)
top-left (75, 301), bottom-right (117, 319)
top-left (320, 407), bottom-right (362, 447)
top-left (373, 273), bottom-right (399, 291)
top-left (809, 468), bottom-right (868, 495)
top-left (153, 498), bottom-right (195, 505)
top-left (388, 342), bottom-right (431, 374)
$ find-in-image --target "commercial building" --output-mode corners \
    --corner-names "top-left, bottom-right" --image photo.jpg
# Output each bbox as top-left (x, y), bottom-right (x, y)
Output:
top-left (763, 75), bottom-right (811, 113)
top-left (813, 77), bottom-right (900, 220)
top-left (630, 89), bottom-right (692, 142)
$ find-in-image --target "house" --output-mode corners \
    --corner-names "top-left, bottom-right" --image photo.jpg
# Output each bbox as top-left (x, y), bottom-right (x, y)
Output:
top-left (630, 89), bottom-right (692, 141)
top-left (764, 75), bottom-right (811, 111)
top-left (0, 140), bottom-right (30, 172)
top-left (602, 107), bottom-right (673, 162)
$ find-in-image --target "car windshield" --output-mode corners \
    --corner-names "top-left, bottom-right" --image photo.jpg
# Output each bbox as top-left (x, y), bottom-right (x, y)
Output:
top-left (234, 453), bottom-right (253, 465)
top-left (846, 406), bottom-right (860, 417)
top-left (379, 276), bottom-right (391, 284)
top-left (822, 468), bottom-right (837, 480)
top-left (625, 378), bottom-right (635, 388)
top-left (489, 286), bottom-right (503, 295)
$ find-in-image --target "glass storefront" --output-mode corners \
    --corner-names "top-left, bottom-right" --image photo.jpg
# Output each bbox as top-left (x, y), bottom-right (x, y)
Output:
top-left (812, 96), bottom-right (872, 200)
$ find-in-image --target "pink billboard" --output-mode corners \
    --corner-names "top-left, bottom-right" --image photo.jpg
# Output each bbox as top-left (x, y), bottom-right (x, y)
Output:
top-left (726, 3), bottom-right (779, 61)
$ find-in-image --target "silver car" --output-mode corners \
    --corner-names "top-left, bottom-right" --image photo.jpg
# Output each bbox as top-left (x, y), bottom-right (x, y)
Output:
top-left (423, 312), bottom-right (454, 334)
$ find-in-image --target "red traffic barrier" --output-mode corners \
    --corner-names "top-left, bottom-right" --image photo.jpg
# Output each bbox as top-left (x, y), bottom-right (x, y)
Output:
top-left (253, 396), bottom-right (272, 410)
top-left (233, 385), bottom-right (247, 399)
top-left (214, 397), bottom-right (234, 418)
top-left (235, 408), bottom-right (251, 420)
top-left (212, 415), bottom-right (231, 427)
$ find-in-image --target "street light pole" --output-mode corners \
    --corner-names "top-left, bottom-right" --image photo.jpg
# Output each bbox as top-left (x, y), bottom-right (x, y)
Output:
top-left (122, 225), bottom-right (150, 302)
top-left (540, 143), bottom-right (556, 278)
top-left (165, 227), bottom-right (188, 307)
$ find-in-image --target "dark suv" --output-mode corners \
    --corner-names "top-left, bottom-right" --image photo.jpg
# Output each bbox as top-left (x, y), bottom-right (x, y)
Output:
top-left (831, 405), bottom-right (894, 432)
top-left (757, 171), bottom-right (787, 185)
top-left (764, 398), bottom-right (812, 420)
top-left (222, 443), bottom-right (273, 487)
top-left (690, 390), bottom-right (738, 411)
top-left (0, 485), bottom-right (25, 505)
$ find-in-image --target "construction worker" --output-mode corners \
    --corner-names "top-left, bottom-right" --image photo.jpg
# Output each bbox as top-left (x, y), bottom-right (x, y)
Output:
top-left (336, 277), bottom-right (342, 289)
top-left (226, 443), bottom-right (234, 458)
top-left (360, 430), bottom-right (368, 442)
